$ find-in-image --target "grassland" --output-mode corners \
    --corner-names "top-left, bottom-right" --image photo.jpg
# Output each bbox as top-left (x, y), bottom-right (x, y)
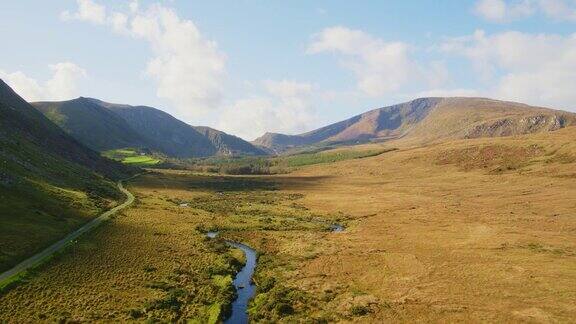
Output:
top-left (0, 139), bottom-right (123, 274)
top-left (169, 146), bottom-right (393, 175)
top-left (0, 171), bottom-right (341, 322)
top-left (2, 127), bottom-right (575, 322)
top-left (269, 127), bottom-right (576, 322)
top-left (103, 148), bottom-right (161, 166)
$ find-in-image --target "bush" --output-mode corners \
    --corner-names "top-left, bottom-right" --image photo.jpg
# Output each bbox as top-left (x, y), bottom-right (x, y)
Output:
top-left (350, 305), bottom-right (371, 316)
top-left (275, 303), bottom-right (294, 316)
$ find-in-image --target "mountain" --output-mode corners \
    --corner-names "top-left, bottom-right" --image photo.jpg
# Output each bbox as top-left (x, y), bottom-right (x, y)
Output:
top-left (33, 98), bottom-right (148, 151)
top-left (253, 97), bottom-right (576, 152)
top-left (33, 98), bottom-right (266, 158)
top-left (0, 80), bottom-right (131, 272)
top-left (193, 126), bottom-right (266, 156)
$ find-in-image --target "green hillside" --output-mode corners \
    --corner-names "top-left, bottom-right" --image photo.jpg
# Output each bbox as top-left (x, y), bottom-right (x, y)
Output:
top-left (34, 98), bottom-right (148, 151)
top-left (33, 98), bottom-right (267, 158)
top-left (0, 80), bottom-right (132, 272)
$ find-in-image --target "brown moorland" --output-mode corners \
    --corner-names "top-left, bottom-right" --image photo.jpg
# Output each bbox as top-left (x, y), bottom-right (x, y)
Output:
top-left (1, 125), bottom-right (575, 322)
top-left (274, 126), bottom-right (576, 322)
top-left (0, 171), bottom-right (340, 322)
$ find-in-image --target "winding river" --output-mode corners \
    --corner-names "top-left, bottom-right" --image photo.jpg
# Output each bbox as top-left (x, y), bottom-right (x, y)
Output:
top-left (207, 223), bottom-right (343, 323)
top-left (207, 232), bottom-right (257, 324)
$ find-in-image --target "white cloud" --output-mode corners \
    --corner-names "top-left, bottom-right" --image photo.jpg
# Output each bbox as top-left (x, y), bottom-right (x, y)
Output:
top-left (217, 80), bottom-right (318, 140)
top-left (539, 0), bottom-right (576, 21)
top-left (474, 0), bottom-right (535, 21)
top-left (130, 5), bottom-right (226, 117)
top-left (264, 80), bottom-right (313, 98)
top-left (0, 63), bottom-right (86, 101)
top-left (307, 26), bottom-right (444, 97)
top-left (129, 0), bottom-right (139, 13)
top-left (474, 0), bottom-right (576, 22)
top-left (475, 0), bottom-right (508, 21)
top-left (307, 26), bottom-right (413, 96)
top-left (60, 0), bottom-right (106, 24)
top-left (441, 30), bottom-right (576, 110)
top-left (62, 1), bottom-right (226, 119)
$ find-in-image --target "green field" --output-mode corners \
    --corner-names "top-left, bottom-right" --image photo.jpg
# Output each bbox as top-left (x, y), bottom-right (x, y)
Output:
top-left (281, 148), bottom-right (395, 167)
top-left (167, 146), bottom-right (395, 175)
top-left (103, 149), bottom-right (161, 166)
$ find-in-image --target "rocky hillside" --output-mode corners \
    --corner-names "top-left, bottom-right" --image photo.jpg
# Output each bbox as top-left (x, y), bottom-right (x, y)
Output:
top-left (253, 97), bottom-right (576, 152)
top-left (33, 98), bottom-right (266, 158)
top-left (194, 126), bottom-right (266, 156)
top-left (403, 97), bottom-right (576, 144)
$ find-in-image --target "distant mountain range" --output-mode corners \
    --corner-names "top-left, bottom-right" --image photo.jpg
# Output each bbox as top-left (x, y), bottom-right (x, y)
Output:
top-left (253, 97), bottom-right (576, 153)
top-left (3, 75), bottom-right (576, 271)
top-left (33, 98), bottom-right (266, 158)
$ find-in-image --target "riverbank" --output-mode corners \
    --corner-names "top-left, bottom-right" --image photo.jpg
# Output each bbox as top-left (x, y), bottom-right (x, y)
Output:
top-left (0, 170), bottom-right (339, 322)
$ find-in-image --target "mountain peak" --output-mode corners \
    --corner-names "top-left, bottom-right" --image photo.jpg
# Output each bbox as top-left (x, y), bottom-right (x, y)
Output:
top-left (253, 97), bottom-right (576, 152)
top-left (32, 97), bottom-right (266, 157)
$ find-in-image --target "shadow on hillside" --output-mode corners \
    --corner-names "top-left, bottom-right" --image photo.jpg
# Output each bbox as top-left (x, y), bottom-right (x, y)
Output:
top-left (130, 171), bottom-right (331, 192)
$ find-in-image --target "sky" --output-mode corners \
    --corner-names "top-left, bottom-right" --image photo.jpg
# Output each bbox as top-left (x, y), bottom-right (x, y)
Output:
top-left (1, 0), bottom-right (576, 140)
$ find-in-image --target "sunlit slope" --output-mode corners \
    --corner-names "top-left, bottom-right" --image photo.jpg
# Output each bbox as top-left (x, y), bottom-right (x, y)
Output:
top-left (275, 126), bottom-right (576, 322)
top-left (0, 80), bottom-right (130, 272)
top-left (254, 97), bottom-right (576, 152)
top-left (253, 98), bottom-right (439, 152)
top-left (402, 97), bottom-right (576, 144)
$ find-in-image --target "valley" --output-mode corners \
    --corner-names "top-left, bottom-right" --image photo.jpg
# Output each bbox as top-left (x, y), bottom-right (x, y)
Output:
top-left (1, 78), bottom-right (575, 323)
top-left (1, 126), bottom-right (575, 322)
top-left (4, 3), bottom-right (576, 322)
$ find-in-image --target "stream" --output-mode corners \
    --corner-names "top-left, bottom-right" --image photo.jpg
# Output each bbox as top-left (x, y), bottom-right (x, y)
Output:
top-left (206, 223), bottom-right (343, 323)
top-left (207, 231), bottom-right (256, 324)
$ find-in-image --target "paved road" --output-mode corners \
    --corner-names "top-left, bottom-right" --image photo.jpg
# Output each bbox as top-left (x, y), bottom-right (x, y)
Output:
top-left (0, 180), bottom-right (135, 284)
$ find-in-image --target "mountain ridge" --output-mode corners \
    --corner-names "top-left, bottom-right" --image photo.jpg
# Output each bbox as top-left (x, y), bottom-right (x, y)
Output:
top-left (253, 97), bottom-right (576, 152)
top-left (33, 97), bottom-right (266, 158)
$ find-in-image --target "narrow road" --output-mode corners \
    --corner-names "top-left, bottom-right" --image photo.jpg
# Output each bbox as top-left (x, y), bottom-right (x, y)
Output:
top-left (0, 180), bottom-right (135, 284)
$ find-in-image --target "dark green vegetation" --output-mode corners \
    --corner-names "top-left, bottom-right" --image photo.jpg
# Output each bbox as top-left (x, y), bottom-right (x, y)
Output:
top-left (253, 97), bottom-right (576, 152)
top-left (103, 148), bottom-right (161, 166)
top-left (34, 98), bottom-right (266, 158)
top-left (151, 174), bottom-right (340, 322)
top-left (166, 147), bottom-right (394, 175)
top-left (0, 80), bottom-right (131, 272)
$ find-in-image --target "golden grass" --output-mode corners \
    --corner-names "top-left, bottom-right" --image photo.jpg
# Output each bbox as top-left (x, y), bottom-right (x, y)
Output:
top-left (0, 170), bottom-right (336, 322)
top-left (270, 126), bottom-right (576, 322)
top-left (1, 127), bottom-right (575, 322)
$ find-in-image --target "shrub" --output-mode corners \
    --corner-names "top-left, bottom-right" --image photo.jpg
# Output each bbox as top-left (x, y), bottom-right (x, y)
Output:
top-left (350, 305), bottom-right (371, 316)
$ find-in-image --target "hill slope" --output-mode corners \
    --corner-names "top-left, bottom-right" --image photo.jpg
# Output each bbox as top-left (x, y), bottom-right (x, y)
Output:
top-left (33, 98), bottom-right (266, 158)
top-left (34, 98), bottom-right (148, 151)
top-left (193, 126), bottom-right (267, 156)
top-left (253, 97), bottom-right (576, 152)
top-left (0, 80), bottom-right (130, 272)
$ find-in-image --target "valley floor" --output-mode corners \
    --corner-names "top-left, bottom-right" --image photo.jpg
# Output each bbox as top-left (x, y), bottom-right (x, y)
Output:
top-left (1, 128), bottom-right (575, 322)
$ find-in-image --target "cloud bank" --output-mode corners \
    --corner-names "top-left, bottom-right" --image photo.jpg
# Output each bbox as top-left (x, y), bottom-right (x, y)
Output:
top-left (0, 63), bottom-right (86, 102)
top-left (218, 80), bottom-right (318, 140)
top-left (474, 0), bottom-right (576, 22)
top-left (62, 0), bottom-right (226, 119)
top-left (441, 30), bottom-right (576, 109)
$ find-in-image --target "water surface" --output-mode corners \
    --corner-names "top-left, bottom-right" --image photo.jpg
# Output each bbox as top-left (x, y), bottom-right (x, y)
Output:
top-left (206, 231), bottom-right (257, 324)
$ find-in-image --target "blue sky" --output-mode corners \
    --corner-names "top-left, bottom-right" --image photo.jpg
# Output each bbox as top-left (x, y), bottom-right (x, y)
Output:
top-left (1, 0), bottom-right (576, 140)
